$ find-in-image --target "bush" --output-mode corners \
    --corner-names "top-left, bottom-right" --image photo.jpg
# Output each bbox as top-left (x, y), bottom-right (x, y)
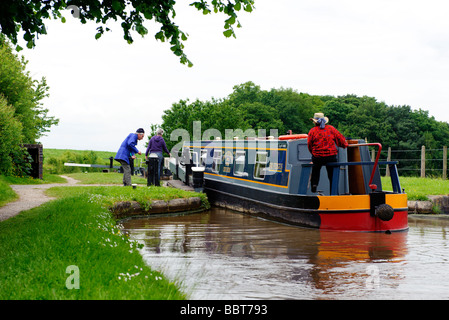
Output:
top-left (0, 96), bottom-right (31, 176)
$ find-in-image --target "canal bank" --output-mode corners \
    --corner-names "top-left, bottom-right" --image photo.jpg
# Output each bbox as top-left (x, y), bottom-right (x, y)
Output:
top-left (0, 176), bottom-right (207, 300)
top-left (408, 195), bottom-right (449, 214)
top-left (0, 192), bottom-right (187, 299)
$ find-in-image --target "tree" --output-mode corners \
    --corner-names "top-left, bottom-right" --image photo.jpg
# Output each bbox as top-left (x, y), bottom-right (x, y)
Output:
top-left (0, 35), bottom-right (58, 176)
top-left (269, 89), bottom-right (322, 134)
top-left (0, 0), bottom-right (255, 67)
top-left (240, 102), bottom-right (283, 132)
top-left (0, 36), bottom-right (59, 143)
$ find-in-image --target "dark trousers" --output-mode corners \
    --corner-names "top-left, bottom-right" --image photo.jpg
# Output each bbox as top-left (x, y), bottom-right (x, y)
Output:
top-left (311, 155), bottom-right (337, 193)
top-left (154, 152), bottom-right (164, 181)
top-left (117, 159), bottom-right (132, 186)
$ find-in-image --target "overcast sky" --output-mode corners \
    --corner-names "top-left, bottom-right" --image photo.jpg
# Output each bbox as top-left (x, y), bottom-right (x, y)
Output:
top-left (20, 0), bottom-right (449, 152)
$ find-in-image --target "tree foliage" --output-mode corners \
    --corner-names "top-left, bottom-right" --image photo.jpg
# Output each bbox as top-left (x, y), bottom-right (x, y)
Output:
top-left (0, 95), bottom-right (31, 176)
top-left (159, 81), bottom-right (449, 176)
top-left (0, 36), bottom-right (59, 176)
top-left (0, 0), bottom-right (255, 67)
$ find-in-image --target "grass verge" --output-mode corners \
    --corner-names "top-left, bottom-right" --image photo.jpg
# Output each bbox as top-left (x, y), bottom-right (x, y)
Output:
top-left (64, 172), bottom-right (147, 185)
top-left (381, 176), bottom-right (449, 201)
top-left (46, 185), bottom-right (210, 211)
top-left (0, 194), bottom-right (187, 299)
top-left (0, 175), bottom-right (18, 207)
top-left (1, 173), bottom-right (67, 185)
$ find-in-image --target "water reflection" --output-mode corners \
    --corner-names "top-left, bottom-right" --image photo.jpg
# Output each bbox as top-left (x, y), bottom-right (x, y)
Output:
top-left (122, 209), bottom-right (449, 299)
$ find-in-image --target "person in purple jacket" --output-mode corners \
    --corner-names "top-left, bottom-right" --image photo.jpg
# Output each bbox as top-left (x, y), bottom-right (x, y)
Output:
top-left (145, 128), bottom-right (171, 181)
top-left (115, 128), bottom-right (145, 186)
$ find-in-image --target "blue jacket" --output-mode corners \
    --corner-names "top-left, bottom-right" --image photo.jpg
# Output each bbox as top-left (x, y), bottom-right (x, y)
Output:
top-left (115, 133), bottom-right (140, 164)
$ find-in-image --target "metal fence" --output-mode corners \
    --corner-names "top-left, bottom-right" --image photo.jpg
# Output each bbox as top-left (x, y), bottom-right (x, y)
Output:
top-left (372, 146), bottom-right (448, 179)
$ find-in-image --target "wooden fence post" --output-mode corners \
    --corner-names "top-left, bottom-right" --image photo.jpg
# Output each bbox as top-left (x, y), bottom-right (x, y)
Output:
top-left (385, 147), bottom-right (391, 177)
top-left (421, 145), bottom-right (426, 178)
top-left (443, 146), bottom-right (447, 180)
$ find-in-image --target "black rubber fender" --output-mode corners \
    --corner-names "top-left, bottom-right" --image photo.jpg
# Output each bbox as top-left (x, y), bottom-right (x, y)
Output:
top-left (375, 204), bottom-right (394, 221)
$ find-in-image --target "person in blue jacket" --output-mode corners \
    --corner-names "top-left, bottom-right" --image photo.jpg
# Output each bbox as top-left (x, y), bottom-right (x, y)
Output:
top-left (115, 128), bottom-right (145, 186)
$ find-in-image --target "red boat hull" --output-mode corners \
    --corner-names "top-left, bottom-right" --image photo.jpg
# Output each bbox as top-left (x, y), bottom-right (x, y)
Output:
top-left (317, 194), bottom-right (408, 232)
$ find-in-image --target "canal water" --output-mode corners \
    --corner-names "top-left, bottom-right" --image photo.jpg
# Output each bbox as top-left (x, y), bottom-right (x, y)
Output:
top-left (121, 208), bottom-right (449, 299)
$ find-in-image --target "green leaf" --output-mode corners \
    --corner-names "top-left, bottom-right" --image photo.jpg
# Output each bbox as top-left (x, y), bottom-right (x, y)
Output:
top-left (223, 29), bottom-right (233, 38)
top-left (226, 16), bottom-right (236, 25)
top-left (112, 0), bottom-right (123, 12)
top-left (95, 32), bottom-right (102, 40)
top-left (235, 2), bottom-right (242, 11)
top-left (23, 32), bottom-right (32, 41)
top-left (61, 16), bottom-right (66, 23)
top-left (155, 31), bottom-right (165, 42)
top-left (244, 4), bottom-right (253, 12)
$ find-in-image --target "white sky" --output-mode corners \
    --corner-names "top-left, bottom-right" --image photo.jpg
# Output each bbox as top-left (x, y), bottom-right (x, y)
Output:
top-left (19, 0), bottom-right (449, 152)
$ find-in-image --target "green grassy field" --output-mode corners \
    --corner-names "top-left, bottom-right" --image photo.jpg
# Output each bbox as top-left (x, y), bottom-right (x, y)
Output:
top-left (43, 148), bottom-right (146, 174)
top-left (64, 172), bottom-right (148, 185)
top-left (381, 176), bottom-right (449, 201)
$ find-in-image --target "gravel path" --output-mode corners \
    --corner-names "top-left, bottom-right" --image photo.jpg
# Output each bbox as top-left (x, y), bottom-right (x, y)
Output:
top-left (0, 175), bottom-right (115, 222)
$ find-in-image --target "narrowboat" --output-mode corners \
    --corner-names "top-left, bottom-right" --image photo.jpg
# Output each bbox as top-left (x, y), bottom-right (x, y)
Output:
top-left (169, 135), bottom-right (408, 232)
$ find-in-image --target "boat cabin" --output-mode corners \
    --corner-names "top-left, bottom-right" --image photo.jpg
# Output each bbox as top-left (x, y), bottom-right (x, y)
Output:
top-left (178, 137), bottom-right (402, 197)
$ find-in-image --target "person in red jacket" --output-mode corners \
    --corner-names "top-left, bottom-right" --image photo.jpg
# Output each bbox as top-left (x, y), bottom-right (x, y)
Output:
top-left (307, 113), bottom-right (348, 193)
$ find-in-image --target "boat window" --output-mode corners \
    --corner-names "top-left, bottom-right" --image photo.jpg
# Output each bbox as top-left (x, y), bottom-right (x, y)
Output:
top-left (212, 150), bottom-right (222, 173)
top-left (190, 151), bottom-right (199, 166)
top-left (200, 150), bottom-right (208, 167)
top-left (234, 151), bottom-right (247, 176)
top-left (181, 146), bottom-right (191, 164)
top-left (297, 144), bottom-right (311, 161)
top-left (254, 151), bottom-right (268, 180)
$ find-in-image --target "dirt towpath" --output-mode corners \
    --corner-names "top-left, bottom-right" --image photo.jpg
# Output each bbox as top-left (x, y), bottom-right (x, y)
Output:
top-left (0, 176), bottom-right (117, 222)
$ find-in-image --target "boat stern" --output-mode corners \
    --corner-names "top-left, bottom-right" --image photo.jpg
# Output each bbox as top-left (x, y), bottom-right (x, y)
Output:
top-left (317, 193), bottom-right (408, 232)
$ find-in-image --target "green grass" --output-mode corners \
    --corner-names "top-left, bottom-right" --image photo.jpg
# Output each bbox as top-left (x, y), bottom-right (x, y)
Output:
top-left (1, 173), bottom-right (67, 185)
top-left (64, 172), bottom-right (148, 185)
top-left (46, 185), bottom-right (209, 211)
top-left (0, 175), bottom-right (18, 207)
top-left (0, 169), bottom-right (207, 299)
top-left (43, 148), bottom-right (117, 163)
top-left (382, 176), bottom-right (449, 201)
top-left (43, 148), bottom-right (147, 174)
top-left (0, 194), bottom-right (187, 300)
